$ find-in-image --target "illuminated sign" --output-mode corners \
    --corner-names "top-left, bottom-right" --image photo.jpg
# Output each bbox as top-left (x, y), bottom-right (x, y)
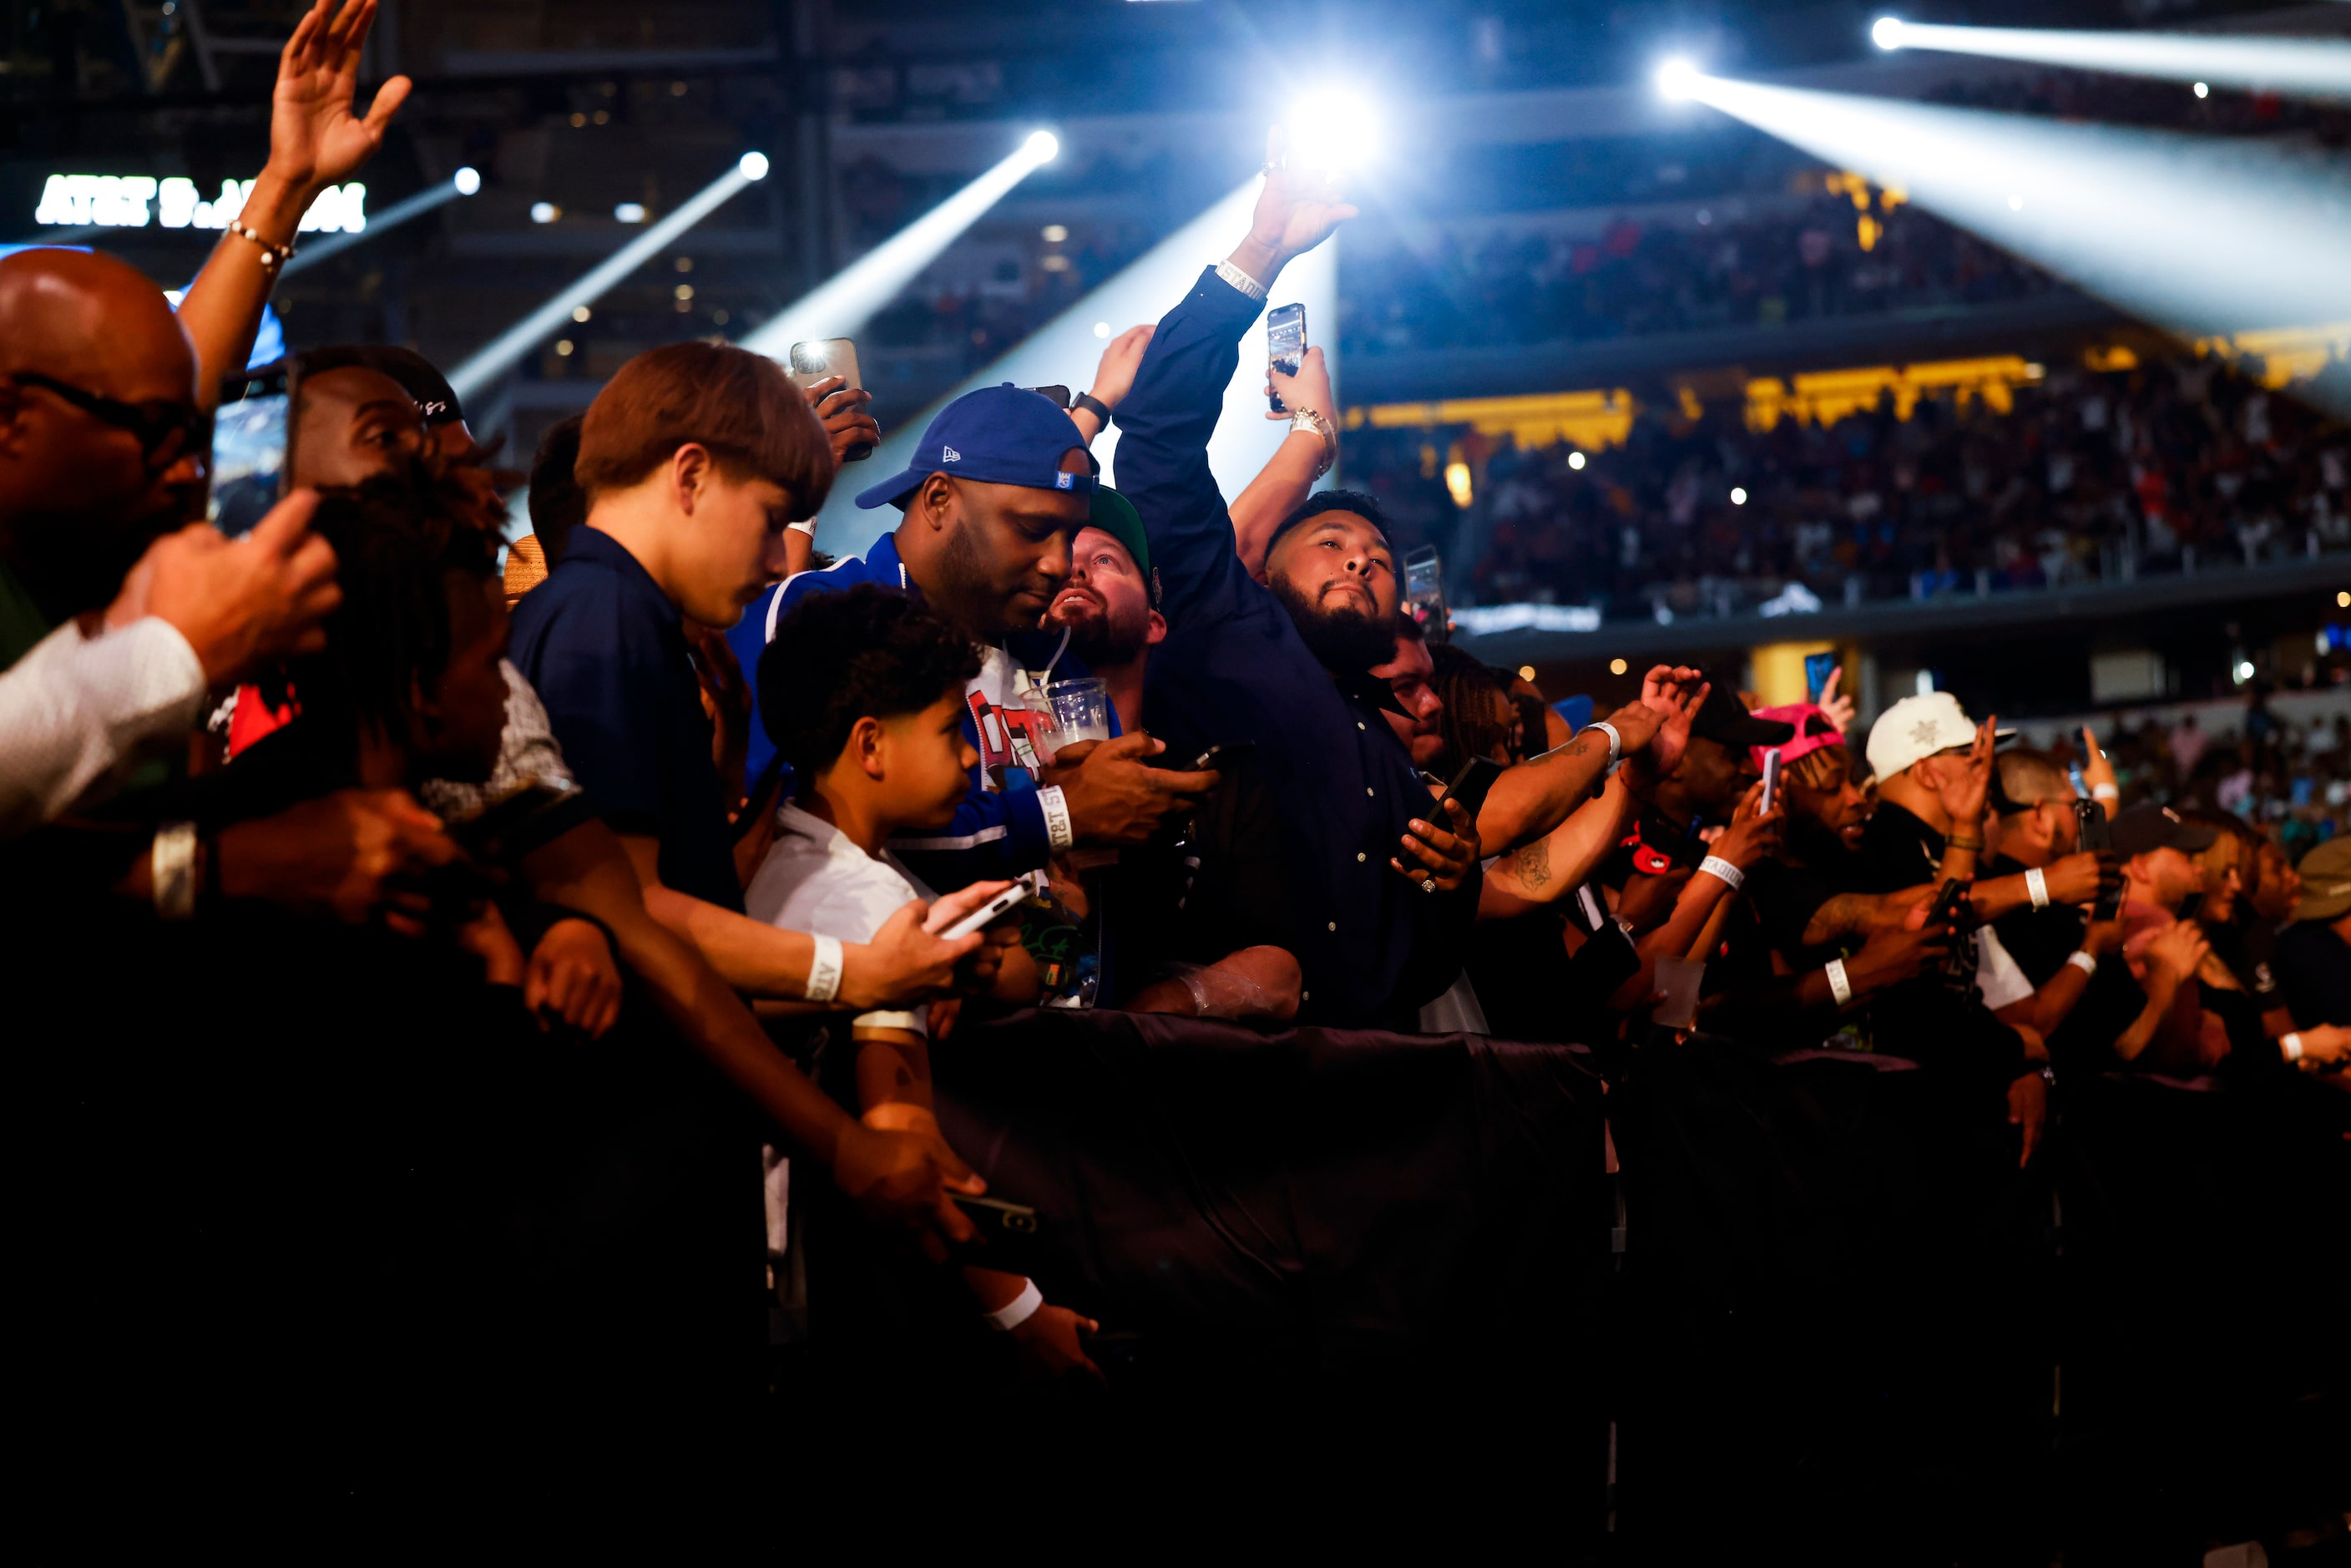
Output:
top-left (33, 175), bottom-right (367, 234)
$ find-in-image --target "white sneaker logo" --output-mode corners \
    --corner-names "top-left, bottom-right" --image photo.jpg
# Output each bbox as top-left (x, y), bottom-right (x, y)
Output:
top-left (943, 446), bottom-right (962, 463)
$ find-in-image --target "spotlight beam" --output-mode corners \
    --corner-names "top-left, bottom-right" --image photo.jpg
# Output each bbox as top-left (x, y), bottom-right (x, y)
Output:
top-left (281, 169), bottom-right (480, 277)
top-left (1671, 72), bottom-right (2351, 410)
top-left (1873, 20), bottom-right (2351, 102)
top-left (740, 131), bottom-right (1059, 359)
top-left (447, 154), bottom-right (768, 404)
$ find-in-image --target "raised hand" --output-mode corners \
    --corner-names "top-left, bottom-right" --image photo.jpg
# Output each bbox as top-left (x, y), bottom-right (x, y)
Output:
top-left (1817, 665), bottom-right (1857, 734)
top-left (111, 489), bottom-right (341, 683)
top-left (801, 376), bottom-right (880, 470)
top-left (1088, 325), bottom-right (1156, 412)
top-left (1937, 715), bottom-right (1997, 829)
top-left (1709, 780), bottom-right (1786, 871)
top-left (1231, 126), bottom-right (1359, 285)
top-left (2142, 918), bottom-right (2210, 988)
top-left (1641, 672), bottom-right (1709, 781)
top-left (270, 0), bottom-right (412, 192)
top-left (1265, 344), bottom-right (1337, 424)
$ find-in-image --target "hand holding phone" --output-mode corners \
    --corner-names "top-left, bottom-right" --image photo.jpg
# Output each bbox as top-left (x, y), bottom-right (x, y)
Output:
top-left (931, 883), bottom-right (1032, 941)
top-left (789, 339), bottom-right (875, 461)
top-left (1266, 303), bottom-right (1307, 414)
top-left (1758, 747), bottom-right (1782, 817)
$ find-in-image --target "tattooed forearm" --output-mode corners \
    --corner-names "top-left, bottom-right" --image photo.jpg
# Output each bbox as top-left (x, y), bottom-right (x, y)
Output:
top-left (1803, 893), bottom-right (1872, 946)
top-left (1512, 836), bottom-right (1553, 889)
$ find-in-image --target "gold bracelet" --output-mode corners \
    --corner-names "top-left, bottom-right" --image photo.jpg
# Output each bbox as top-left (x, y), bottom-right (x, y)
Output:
top-left (1946, 835), bottom-right (1984, 852)
top-left (1288, 407), bottom-right (1337, 478)
top-left (228, 220), bottom-right (297, 271)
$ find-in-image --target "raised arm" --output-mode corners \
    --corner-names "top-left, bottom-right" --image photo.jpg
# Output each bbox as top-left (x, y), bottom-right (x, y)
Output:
top-left (1478, 666), bottom-right (1701, 854)
top-left (1228, 346), bottom-right (1337, 576)
top-left (177, 0), bottom-right (410, 406)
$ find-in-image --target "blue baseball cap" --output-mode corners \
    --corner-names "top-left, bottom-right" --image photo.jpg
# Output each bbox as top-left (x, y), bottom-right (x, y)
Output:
top-left (854, 382), bottom-right (1097, 510)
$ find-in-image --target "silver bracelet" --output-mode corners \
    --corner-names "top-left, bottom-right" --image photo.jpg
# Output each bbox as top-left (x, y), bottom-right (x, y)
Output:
top-left (2066, 949), bottom-right (2099, 978)
top-left (1288, 407), bottom-right (1338, 478)
top-left (2025, 867), bottom-right (2050, 909)
top-left (806, 933), bottom-right (843, 1004)
top-left (1587, 720), bottom-right (1622, 770)
top-left (1825, 958), bottom-right (1853, 1006)
top-left (1698, 854), bottom-right (1745, 893)
top-left (152, 821), bottom-right (198, 921)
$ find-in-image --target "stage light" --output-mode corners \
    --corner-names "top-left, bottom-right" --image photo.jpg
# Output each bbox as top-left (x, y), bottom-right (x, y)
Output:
top-left (1862, 20), bottom-right (2351, 102)
top-left (739, 151), bottom-right (771, 180)
top-left (741, 129), bottom-right (1061, 361)
top-left (1873, 17), bottom-right (1905, 50)
top-left (554, 339), bottom-right (574, 357)
top-left (1664, 73), bottom-right (2351, 415)
top-left (530, 202), bottom-right (558, 224)
top-left (280, 167), bottom-right (483, 277)
top-left (796, 174), bottom-right (1338, 555)
top-left (1569, 450), bottom-right (1587, 470)
top-left (1731, 486), bottom-right (1748, 504)
top-left (2338, 590), bottom-right (2349, 608)
top-left (1656, 59), bottom-right (1701, 101)
top-left (1610, 658), bottom-right (1629, 676)
top-left (1287, 90), bottom-right (1383, 175)
top-left (1044, 224), bottom-right (1070, 243)
top-left (2194, 82), bottom-right (2209, 99)
top-left (572, 305), bottom-right (591, 322)
top-left (614, 202), bottom-right (647, 223)
top-left (449, 154), bottom-right (770, 402)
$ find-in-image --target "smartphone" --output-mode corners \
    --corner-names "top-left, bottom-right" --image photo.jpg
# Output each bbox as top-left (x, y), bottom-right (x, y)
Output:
top-left (933, 883), bottom-right (1032, 941)
top-left (1022, 384), bottom-right (1073, 410)
top-left (2073, 799), bottom-right (2122, 919)
top-left (209, 363), bottom-right (291, 537)
top-left (1266, 302), bottom-right (1306, 414)
top-left (1803, 652), bottom-right (1837, 706)
top-left (1433, 754), bottom-right (1507, 823)
top-left (948, 1193), bottom-right (1044, 1272)
top-left (787, 338), bottom-right (872, 460)
top-left (1758, 747), bottom-right (1782, 817)
top-left (1403, 546), bottom-right (1447, 638)
top-left (1926, 877), bottom-right (1974, 990)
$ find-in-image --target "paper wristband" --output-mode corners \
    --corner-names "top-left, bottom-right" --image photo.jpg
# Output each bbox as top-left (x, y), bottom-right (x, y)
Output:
top-left (983, 1277), bottom-right (1044, 1331)
top-left (1825, 958), bottom-right (1853, 1006)
top-left (1038, 783), bottom-right (1074, 852)
top-left (2025, 867), bottom-right (2050, 909)
top-left (2067, 950), bottom-right (2099, 978)
top-left (2092, 783), bottom-right (2120, 801)
top-left (1588, 721), bottom-right (1622, 770)
top-left (152, 822), bottom-right (198, 922)
top-left (806, 933), bottom-right (843, 1004)
top-left (2282, 1032), bottom-right (2304, 1064)
top-left (1699, 855), bottom-right (1745, 893)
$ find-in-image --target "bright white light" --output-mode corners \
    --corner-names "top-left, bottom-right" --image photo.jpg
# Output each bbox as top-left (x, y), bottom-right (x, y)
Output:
top-left (2193, 82), bottom-right (2209, 99)
top-left (530, 201), bottom-right (558, 224)
top-left (453, 166), bottom-right (482, 196)
top-left (572, 305), bottom-right (591, 322)
top-left (1656, 59), bottom-right (1701, 101)
top-left (1568, 450), bottom-right (1587, 470)
top-left (1855, 21), bottom-right (2351, 101)
top-left (2235, 660), bottom-right (2255, 680)
top-left (739, 151), bottom-right (771, 180)
top-left (1093, 321), bottom-right (1111, 338)
top-left (1873, 17), bottom-right (1905, 51)
top-left (449, 155), bottom-right (767, 402)
top-left (1730, 486), bottom-right (1748, 505)
top-left (1044, 224), bottom-right (1069, 243)
top-left (1287, 90), bottom-right (1383, 176)
top-left (614, 202), bottom-right (647, 223)
top-left (741, 132), bottom-right (1062, 360)
top-left (1674, 76), bottom-right (2351, 417)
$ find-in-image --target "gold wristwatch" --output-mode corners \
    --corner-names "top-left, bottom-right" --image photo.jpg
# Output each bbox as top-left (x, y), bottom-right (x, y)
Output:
top-left (1288, 406), bottom-right (1337, 478)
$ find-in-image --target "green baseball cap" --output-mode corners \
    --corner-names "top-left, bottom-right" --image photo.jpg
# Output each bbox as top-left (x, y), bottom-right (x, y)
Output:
top-left (1086, 485), bottom-right (1155, 605)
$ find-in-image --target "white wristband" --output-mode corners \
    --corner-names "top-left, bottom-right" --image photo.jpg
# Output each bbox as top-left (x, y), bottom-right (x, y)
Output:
top-left (2092, 783), bottom-right (2120, 802)
top-left (1698, 855), bottom-right (1745, 893)
top-left (806, 933), bottom-right (843, 1004)
top-left (983, 1277), bottom-right (1045, 1332)
top-left (152, 822), bottom-right (198, 921)
top-left (786, 518), bottom-right (817, 538)
top-left (1214, 259), bottom-right (1268, 301)
top-left (2281, 1032), bottom-right (2304, 1064)
top-left (1587, 721), bottom-right (1622, 770)
top-left (2025, 867), bottom-right (2050, 909)
top-left (2067, 950), bottom-right (2099, 978)
top-left (1825, 958), bottom-right (1853, 1006)
top-left (1037, 783), bottom-right (1074, 852)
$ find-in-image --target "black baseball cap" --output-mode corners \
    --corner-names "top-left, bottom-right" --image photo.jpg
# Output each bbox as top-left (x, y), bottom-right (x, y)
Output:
top-left (1690, 675), bottom-right (1797, 750)
top-left (2108, 802), bottom-right (2219, 859)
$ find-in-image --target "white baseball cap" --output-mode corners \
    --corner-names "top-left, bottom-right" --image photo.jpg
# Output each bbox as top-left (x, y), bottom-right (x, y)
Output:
top-left (1866, 691), bottom-right (2013, 781)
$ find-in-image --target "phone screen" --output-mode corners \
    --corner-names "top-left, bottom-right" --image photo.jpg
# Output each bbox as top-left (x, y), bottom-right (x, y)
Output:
top-left (210, 370), bottom-right (289, 537)
top-left (1759, 747), bottom-right (1782, 817)
top-left (1803, 652), bottom-right (1836, 705)
top-left (1267, 303), bottom-right (1306, 413)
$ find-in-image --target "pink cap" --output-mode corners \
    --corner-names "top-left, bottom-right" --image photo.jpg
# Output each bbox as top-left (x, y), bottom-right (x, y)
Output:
top-left (1751, 703), bottom-right (1845, 776)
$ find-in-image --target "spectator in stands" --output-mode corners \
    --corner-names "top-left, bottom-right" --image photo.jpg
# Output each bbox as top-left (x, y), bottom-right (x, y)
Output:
top-left (2274, 839), bottom-right (2351, 1061)
top-left (2099, 804), bottom-right (2227, 1073)
top-left (1040, 487), bottom-right (1161, 736)
top-left (1372, 620), bottom-right (1445, 770)
top-left (1980, 746), bottom-right (2124, 1044)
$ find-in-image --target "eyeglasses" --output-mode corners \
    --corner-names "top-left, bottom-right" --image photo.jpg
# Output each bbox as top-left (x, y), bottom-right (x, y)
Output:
top-left (11, 371), bottom-right (206, 469)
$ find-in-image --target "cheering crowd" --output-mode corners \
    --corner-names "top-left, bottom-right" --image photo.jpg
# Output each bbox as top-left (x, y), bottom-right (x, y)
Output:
top-left (3, 2), bottom-right (2345, 1491)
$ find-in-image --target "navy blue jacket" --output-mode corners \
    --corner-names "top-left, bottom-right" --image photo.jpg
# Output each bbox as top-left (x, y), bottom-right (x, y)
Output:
top-left (1117, 266), bottom-right (1479, 1029)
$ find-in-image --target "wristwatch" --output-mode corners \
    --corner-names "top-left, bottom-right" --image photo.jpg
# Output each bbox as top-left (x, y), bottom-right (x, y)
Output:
top-left (1288, 406), bottom-right (1337, 478)
top-left (1072, 391), bottom-right (1113, 428)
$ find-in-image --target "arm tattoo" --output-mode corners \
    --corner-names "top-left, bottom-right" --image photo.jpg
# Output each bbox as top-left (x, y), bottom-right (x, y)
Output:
top-left (1805, 893), bottom-right (1870, 945)
top-left (1512, 837), bottom-right (1553, 889)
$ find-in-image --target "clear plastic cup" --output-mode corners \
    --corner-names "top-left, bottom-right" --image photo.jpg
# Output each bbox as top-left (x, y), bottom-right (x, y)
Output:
top-left (1653, 954), bottom-right (1706, 1031)
top-left (1044, 677), bottom-right (1112, 748)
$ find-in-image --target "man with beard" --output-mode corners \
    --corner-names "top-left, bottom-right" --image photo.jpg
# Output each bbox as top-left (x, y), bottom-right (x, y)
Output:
top-left (1043, 488), bottom-right (1161, 735)
top-left (761, 385), bottom-right (1216, 894)
top-left (1107, 160), bottom-right (1484, 1028)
